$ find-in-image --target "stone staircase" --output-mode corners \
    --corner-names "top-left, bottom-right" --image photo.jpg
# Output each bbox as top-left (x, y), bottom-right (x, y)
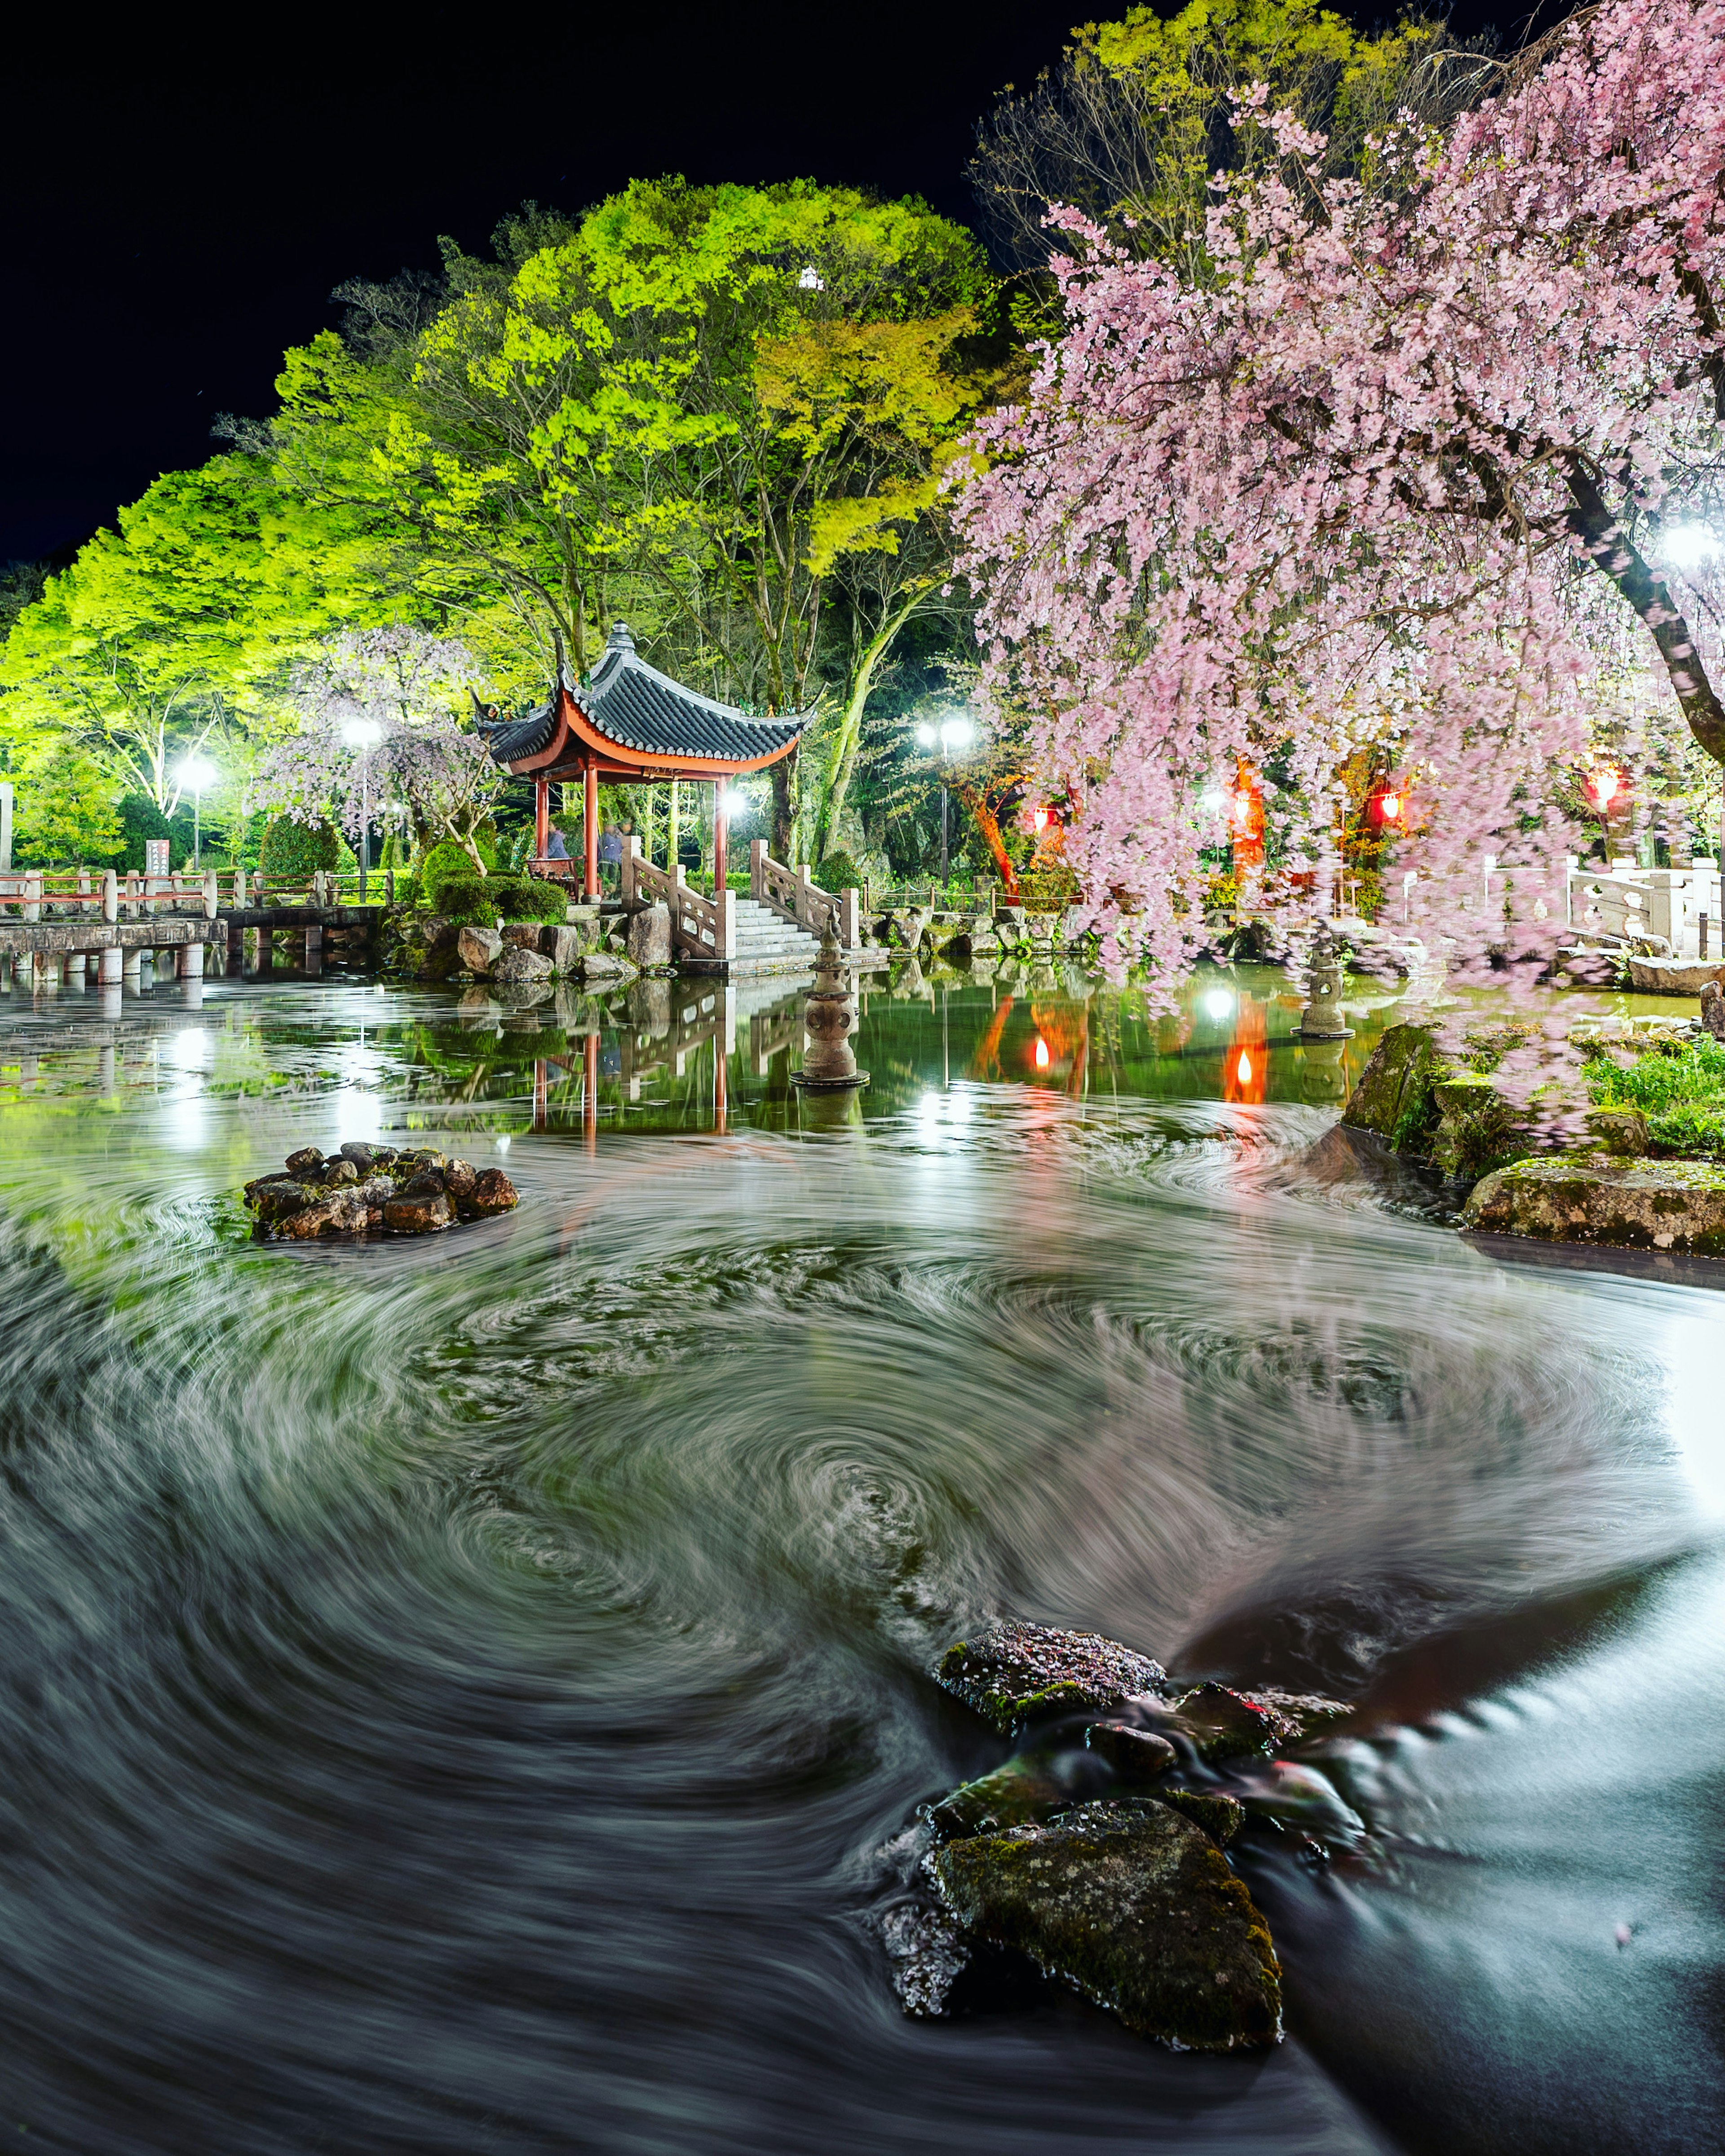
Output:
top-left (728, 895), bottom-right (821, 975)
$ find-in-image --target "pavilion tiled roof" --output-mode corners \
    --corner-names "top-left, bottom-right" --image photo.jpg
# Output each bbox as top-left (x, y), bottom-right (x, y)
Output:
top-left (481, 623), bottom-right (805, 770)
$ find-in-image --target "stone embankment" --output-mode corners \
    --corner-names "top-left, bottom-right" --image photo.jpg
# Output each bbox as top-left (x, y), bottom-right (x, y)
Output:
top-left (882, 1621), bottom-right (1355, 2050)
top-left (385, 901), bottom-right (672, 986)
top-left (1339, 1007), bottom-right (1725, 1256)
top-left (243, 1144), bottom-right (518, 1239)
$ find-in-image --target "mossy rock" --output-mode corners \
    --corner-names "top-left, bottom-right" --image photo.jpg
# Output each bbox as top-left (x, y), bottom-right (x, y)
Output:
top-left (1154, 1789), bottom-right (1244, 1845)
top-left (928, 1799), bottom-right (1282, 2051)
top-left (1462, 1154), bottom-right (1725, 1255)
top-left (925, 1748), bottom-right (1079, 1841)
top-left (936, 1621), bottom-right (1168, 1733)
top-left (1342, 1022), bottom-right (1441, 1141)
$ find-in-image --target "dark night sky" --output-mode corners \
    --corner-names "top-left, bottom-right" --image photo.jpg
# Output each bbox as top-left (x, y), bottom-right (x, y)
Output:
top-left (1, 0), bottom-right (1513, 567)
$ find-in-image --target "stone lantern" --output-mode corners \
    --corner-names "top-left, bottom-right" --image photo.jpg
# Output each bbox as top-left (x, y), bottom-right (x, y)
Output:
top-left (791, 907), bottom-right (869, 1093)
top-left (1296, 923), bottom-right (1353, 1041)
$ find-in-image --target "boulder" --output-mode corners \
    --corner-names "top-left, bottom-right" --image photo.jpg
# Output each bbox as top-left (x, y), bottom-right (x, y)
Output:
top-left (278, 1189), bottom-right (369, 1239)
top-left (244, 1176), bottom-right (312, 1224)
top-left (1340, 1022), bottom-right (1441, 1142)
top-left (926, 1747), bottom-right (1107, 1842)
top-left (1462, 1154), bottom-right (1725, 1253)
top-left (383, 1190), bottom-right (454, 1234)
top-left (321, 1157), bottom-right (360, 1187)
top-left (579, 950), bottom-right (638, 982)
top-left (442, 1158), bottom-right (477, 1206)
top-left (1627, 957), bottom-right (1725, 995)
top-left (1583, 1107), bottom-right (1649, 1157)
top-left (464, 1167), bottom-right (518, 1218)
top-left (1085, 1723), bottom-right (1178, 1782)
top-left (501, 925), bottom-right (544, 951)
top-left (339, 1141), bottom-right (394, 1173)
top-left (400, 1169), bottom-right (446, 1199)
top-left (928, 1801), bottom-right (1282, 2052)
top-left (550, 923), bottom-right (598, 973)
top-left (626, 901), bottom-right (672, 969)
top-left (1704, 981), bottom-right (1725, 1041)
top-left (935, 1621), bottom-right (1167, 1732)
top-left (457, 924), bottom-right (503, 973)
top-left (492, 946), bottom-right (553, 984)
top-left (1157, 1790), bottom-right (1244, 1846)
top-left (284, 1146), bottom-right (325, 1177)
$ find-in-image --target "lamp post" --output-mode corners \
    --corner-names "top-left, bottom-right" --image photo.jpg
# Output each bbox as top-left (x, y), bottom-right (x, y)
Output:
top-left (175, 755), bottom-right (217, 870)
top-left (916, 716), bottom-right (975, 882)
top-left (341, 718), bottom-right (384, 897)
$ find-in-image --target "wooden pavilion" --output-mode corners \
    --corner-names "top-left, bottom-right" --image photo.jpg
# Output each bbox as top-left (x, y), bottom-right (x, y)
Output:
top-left (479, 623), bottom-right (807, 899)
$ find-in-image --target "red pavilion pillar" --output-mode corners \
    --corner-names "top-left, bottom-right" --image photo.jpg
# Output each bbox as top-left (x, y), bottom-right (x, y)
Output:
top-left (534, 777), bottom-right (550, 861)
top-left (584, 758), bottom-right (599, 900)
top-left (712, 778), bottom-right (728, 897)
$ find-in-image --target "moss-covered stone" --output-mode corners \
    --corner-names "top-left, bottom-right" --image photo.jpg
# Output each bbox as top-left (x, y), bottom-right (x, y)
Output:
top-left (926, 1749), bottom-right (1075, 1840)
top-left (1084, 1722), bottom-right (1178, 1782)
top-left (1341, 1022), bottom-right (1440, 1140)
top-left (928, 1800), bottom-right (1281, 2051)
top-left (936, 1621), bottom-right (1168, 1733)
top-left (1462, 1153), bottom-right (1725, 1254)
top-left (1154, 1789), bottom-right (1244, 1845)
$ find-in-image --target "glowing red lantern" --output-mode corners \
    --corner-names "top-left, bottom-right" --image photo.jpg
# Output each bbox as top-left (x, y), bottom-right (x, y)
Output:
top-left (1032, 806), bottom-right (1054, 831)
top-left (1588, 768), bottom-right (1622, 810)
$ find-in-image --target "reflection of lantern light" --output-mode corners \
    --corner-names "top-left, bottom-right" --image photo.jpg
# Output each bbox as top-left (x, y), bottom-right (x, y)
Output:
top-left (1035, 1037), bottom-right (1052, 1069)
top-left (1236, 1050), bottom-right (1252, 1086)
top-left (1380, 791), bottom-right (1402, 822)
top-left (1588, 768), bottom-right (1621, 808)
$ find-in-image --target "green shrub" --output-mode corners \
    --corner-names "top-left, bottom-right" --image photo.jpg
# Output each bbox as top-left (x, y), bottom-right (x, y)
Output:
top-left (815, 850), bottom-right (864, 893)
top-left (1586, 1036), bottom-right (1725, 1157)
top-left (419, 835), bottom-right (499, 908)
top-left (116, 794), bottom-right (191, 874)
top-left (259, 815), bottom-right (340, 879)
top-left (500, 877), bottom-right (570, 923)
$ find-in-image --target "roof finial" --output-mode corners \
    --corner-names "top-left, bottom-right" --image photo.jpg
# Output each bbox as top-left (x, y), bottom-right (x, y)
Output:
top-left (608, 621), bottom-right (637, 651)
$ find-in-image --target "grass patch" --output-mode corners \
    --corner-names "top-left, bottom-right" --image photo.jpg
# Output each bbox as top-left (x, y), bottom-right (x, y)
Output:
top-left (1584, 1036), bottom-right (1725, 1158)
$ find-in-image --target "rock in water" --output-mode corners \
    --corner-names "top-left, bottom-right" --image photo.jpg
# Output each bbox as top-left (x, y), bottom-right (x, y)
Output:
top-left (492, 946), bottom-right (553, 984)
top-left (935, 1621), bottom-right (1167, 1732)
top-left (926, 1747), bottom-right (1106, 1841)
top-left (929, 1801), bottom-right (1282, 2051)
top-left (466, 1167), bottom-right (518, 1218)
top-left (457, 924), bottom-right (503, 973)
top-left (626, 901), bottom-right (672, 969)
top-left (384, 1190), bottom-right (454, 1234)
top-left (1156, 1789), bottom-right (1244, 1845)
top-left (1085, 1722), bottom-right (1178, 1781)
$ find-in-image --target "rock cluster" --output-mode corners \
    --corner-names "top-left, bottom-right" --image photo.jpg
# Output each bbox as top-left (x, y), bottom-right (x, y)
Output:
top-left (242, 1143), bottom-right (518, 1239)
top-left (887, 1620), bottom-right (1353, 2051)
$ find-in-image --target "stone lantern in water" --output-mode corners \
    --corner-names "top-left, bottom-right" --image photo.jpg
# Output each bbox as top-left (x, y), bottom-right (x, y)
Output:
top-left (1296, 924), bottom-right (1353, 1041)
top-left (791, 907), bottom-right (869, 1095)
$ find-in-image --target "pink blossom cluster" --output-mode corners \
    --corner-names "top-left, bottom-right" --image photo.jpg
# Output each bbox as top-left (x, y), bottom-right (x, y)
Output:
top-left (955, 0), bottom-right (1725, 993)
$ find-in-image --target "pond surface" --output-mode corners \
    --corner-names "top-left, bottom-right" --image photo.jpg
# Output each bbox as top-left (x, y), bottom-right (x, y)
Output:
top-left (0, 959), bottom-right (1720, 2154)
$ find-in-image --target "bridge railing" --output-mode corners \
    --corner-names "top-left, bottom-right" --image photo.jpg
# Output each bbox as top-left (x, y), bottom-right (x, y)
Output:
top-left (748, 840), bottom-right (859, 948)
top-left (622, 839), bottom-right (733, 963)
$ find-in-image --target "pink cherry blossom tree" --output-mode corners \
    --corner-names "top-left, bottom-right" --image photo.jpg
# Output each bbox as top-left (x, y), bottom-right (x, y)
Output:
top-left (255, 626), bottom-right (503, 872)
top-left (955, 0), bottom-right (1725, 990)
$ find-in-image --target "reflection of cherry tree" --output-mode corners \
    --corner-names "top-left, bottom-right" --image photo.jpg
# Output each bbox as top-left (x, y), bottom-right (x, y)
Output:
top-left (256, 627), bottom-right (501, 872)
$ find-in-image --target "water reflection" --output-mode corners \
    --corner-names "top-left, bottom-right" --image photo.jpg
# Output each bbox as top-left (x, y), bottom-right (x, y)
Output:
top-left (0, 955), bottom-right (1716, 2156)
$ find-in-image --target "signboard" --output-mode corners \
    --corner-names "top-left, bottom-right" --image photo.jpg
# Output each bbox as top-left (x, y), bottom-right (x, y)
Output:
top-left (144, 839), bottom-right (170, 879)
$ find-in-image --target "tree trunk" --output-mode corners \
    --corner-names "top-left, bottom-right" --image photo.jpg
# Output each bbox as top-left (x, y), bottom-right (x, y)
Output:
top-left (955, 783), bottom-right (1019, 896)
top-left (771, 748), bottom-right (796, 862)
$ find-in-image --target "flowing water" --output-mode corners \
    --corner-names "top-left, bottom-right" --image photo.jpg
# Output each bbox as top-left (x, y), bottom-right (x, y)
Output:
top-left (0, 957), bottom-right (1719, 2155)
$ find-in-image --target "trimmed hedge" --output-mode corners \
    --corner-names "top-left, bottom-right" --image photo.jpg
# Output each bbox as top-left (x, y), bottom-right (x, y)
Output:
top-left (437, 875), bottom-right (569, 927)
top-left (420, 835), bottom-right (499, 909)
top-left (260, 816), bottom-right (340, 880)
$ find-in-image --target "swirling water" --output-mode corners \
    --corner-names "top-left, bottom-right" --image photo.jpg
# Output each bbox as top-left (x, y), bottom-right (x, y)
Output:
top-left (0, 961), bottom-right (1719, 2155)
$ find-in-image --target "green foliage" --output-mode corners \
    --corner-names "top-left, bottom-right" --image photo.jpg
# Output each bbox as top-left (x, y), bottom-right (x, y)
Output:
top-left (420, 833), bottom-right (498, 907)
top-left (1586, 1038), bottom-right (1725, 1157)
top-left (115, 793), bottom-right (187, 873)
top-left (814, 849), bottom-right (864, 891)
top-left (435, 874), bottom-right (564, 926)
top-left (8, 743), bottom-right (124, 866)
top-left (259, 815), bottom-right (340, 879)
top-left (500, 876), bottom-right (570, 923)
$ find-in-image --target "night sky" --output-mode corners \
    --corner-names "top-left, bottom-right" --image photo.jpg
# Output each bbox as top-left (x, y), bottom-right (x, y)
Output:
top-left (2, 0), bottom-right (1515, 568)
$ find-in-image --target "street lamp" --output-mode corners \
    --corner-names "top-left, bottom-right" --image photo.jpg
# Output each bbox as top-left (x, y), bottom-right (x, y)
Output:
top-left (341, 717), bottom-right (384, 897)
top-left (917, 715), bottom-right (975, 879)
top-left (176, 755), bottom-right (216, 869)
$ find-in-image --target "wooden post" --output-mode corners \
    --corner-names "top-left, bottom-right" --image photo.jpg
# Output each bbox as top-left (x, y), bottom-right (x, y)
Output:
top-left (668, 779), bottom-right (680, 876)
top-left (751, 837), bottom-right (767, 902)
top-left (713, 780), bottom-right (728, 900)
top-left (102, 870), bottom-right (118, 924)
top-left (584, 758), bottom-right (599, 900)
top-left (535, 777), bottom-right (550, 861)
